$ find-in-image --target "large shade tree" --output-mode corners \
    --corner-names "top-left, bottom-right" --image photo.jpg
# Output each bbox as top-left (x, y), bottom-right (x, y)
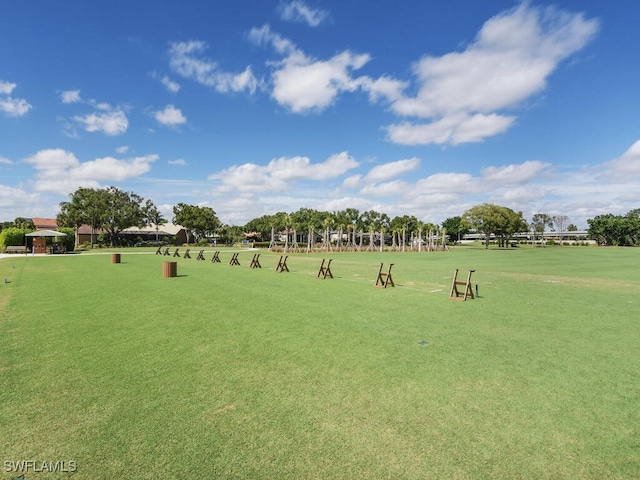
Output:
top-left (102, 186), bottom-right (149, 246)
top-left (58, 186), bottom-right (153, 247)
top-left (172, 203), bottom-right (221, 244)
top-left (587, 209), bottom-right (640, 246)
top-left (462, 203), bottom-right (528, 249)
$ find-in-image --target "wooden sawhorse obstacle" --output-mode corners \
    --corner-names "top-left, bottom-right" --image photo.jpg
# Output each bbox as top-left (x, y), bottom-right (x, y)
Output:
top-left (275, 255), bottom-right (289, 273)
top-left (155, 246), bottom-right (163, 255)
top-left (162, 247), bottom-right (170, 256)
top-left (449, 269), bottom-right (475, 301)
top-left (196, 250), bottom-right (206, 261)
top-left (173, 248), bottom-right (180, 257)
top-left (211, 251), bottom-right (221, 263)
top-left (249, 253), bottom-right (262, 269)
top-left (229, 252), bottom-right (241, 266)
top-left (183, 248), bottom-right (191, 259)
top-left (317, 259), bottom-right (333, 279)
top-left (375, 263), bottom-right (395, 288)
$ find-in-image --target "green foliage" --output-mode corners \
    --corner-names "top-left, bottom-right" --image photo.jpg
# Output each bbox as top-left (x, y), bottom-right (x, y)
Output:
top-left (441, 216), bottom-right (468, 242)
top-left (2, 217), bottom-right (35, 231)
top-left (56, 227), bottom-right (75, 251)
top-left (588, 209), bottom-right (640, 246)
top-left (173, 203), bottom-right (221, 244)
top-left (531, 213), bottom-right (553, 245)
top-left (59, 186), bottom-right (159, 247)
top-left (143, 199), bottom-right (165, 228)
top-left (0, 227), bottom-right (26, 250)
top-left (462, 203), bottom-right (528, 248)
top-left (102, 186), bottom-right (148, 246)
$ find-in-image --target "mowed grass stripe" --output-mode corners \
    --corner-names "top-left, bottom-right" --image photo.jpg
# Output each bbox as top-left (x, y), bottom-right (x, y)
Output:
top-left (1, 247), bottom-right (639, 479)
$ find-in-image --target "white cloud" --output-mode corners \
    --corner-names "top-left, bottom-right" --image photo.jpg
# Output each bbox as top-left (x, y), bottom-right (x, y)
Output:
top-left (317, 196), bottom-right (378, 214)
top-left (270, 152), bottom-right (359, 180)
top-left (279, 1), bottom-right (329, 27)
top-left (385, 3), bottom-right (599, 145)
top-left (209, 151), bottom-right (359, 193)
top-left (74, 109), bottom-right (128, 135)
top-left (496, 186), bottom-right (547, 204)
top-left (0, 156), bottom-right (12, 165)
top-left (168, 41), bottom-right (259, 94)
top-left (0, 80), bottom-right (16, 95)
top-left (24, 149), bottom-right (79, 170)
top-left (248, 24), bottom-right (297, 56)
top-left (360, 76), bottom-right (409, 104)
top-left (116, 146), bottom-right (129, 154)
top-left (387, 113), bottom-right (515, 145)
top-left (599, 140), bottom-right (640, 181)
top-left (70, 155), bottom-right (157, 182)
top-left (415, 172), bottom-right (478, 194)
top-left (0, 96), bottom-right (32, 117)
top-left (360, 180), bottom-right (409, 197)
top-left (60, 90), bottom-right (81, 104)
top-left (481, 160), bottom-right (551, 185)
top-left (22, 148), bottom-right (157, 194)
top-left (271, 50), bottom-right (370, 113)
top-left (155, 105), bottom-right (187, 126)
top-left (0, 185), bottom-right (40, 218)
top-left (161, 76), bottom-right (181, 93)
top-left (342, 175), bottom-right (362, 189)
top-left (364, 157), bottom-right (420, 183)
top-left (168, 158), bottom-right (187, 166)
top-left (250, 24), bottom-right (402, 113)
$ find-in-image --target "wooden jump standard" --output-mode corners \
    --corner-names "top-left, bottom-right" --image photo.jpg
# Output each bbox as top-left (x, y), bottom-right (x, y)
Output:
top-left (196, 250), bottom-right (206, 261)
top-left (229, 252), bottom-right (241, 266)
top-left (375, 263), bottom-right (395, 288)
top-left (275, 255), bottom-right (289, 273)
top-left (449, 269), bottom-right (475, 301)
top-left (249, 253), bottom-right (262, 269)
top-left (211, 251), bottom-right (221, 263)
top-left (317, 259), bottom-right (333, 279)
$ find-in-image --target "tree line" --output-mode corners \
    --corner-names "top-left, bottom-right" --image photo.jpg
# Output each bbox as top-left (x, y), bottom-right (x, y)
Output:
top-left (2, 186), bottom-right (639, 249)
top-left (587, 209), bottom-right (640, 246)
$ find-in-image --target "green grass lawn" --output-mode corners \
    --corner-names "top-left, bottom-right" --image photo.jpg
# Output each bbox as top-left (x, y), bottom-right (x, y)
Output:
top-left (1, 246), bottom-right (639, 479)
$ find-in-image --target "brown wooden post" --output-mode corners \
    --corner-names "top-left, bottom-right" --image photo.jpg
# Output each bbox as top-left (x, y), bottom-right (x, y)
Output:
top-left (163, 261), bottom-right (177, 278)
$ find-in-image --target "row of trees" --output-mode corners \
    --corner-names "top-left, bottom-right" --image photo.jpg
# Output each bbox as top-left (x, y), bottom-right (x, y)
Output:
top-left (244, 208), bottom-right (444, 249)
top-left (3, 185), bottom-right (638, 250)
top-left (241, 205), bottom-right (586, 250)
top-left (587, 209), bottom-right (640, 246)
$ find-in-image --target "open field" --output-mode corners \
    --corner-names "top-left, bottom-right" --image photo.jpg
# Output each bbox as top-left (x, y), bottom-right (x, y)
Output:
top-left (1, 246), bottom-right (639, 479)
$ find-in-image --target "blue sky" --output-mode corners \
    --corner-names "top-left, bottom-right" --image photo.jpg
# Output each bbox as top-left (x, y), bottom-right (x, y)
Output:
top-left (1, 1), bottom-right (639, 228)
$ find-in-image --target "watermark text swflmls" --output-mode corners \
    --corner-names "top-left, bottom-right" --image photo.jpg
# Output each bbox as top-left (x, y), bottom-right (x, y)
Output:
top-left (4, 460), bottom-right (77, 473)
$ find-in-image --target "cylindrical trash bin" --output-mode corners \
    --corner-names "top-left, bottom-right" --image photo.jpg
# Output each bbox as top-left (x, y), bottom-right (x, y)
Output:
top-left (111, 253), bottom-right (121, 264)
top-left (163, 261), bottom-right (177, 278)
